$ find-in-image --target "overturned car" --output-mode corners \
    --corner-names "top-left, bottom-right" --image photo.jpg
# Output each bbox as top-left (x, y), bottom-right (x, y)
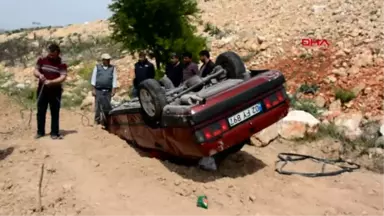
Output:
top-left (106, 51), bottom-right (289, 165)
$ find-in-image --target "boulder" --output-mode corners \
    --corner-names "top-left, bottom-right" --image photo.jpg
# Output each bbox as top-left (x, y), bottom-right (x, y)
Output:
top-left (278, 110), bottom-right (320, 140)
top-left (375, 137), bottom-right (384, 148)
top-left (329, 99), bottom-right (342, 111)
top-left (250, 123), bottom-right (279, 147)
top-left (361, 121), bottom-right (381, 141)
top-left (334, 112), bottom-right (363, 140)
top-left (80, 93), bottom-right (95, 111)
top-left (314, 95), bottom-right (326, 108)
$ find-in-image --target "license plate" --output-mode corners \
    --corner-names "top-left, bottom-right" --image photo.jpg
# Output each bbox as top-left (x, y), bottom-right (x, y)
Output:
top-left (227, 103), bottom-right (263, 127)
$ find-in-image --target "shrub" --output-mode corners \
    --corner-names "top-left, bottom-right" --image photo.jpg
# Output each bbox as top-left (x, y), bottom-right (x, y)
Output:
top-left (335, 88), bottom-right (355, 103)
top-left (77, 62), bottom-right (96, 81)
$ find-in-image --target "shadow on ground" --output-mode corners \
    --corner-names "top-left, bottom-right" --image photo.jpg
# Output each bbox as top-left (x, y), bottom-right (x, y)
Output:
top-left (59, 130), bottom-right (78, 137)
top-left (124, 140), bottom-right (266, 183)
top-left (0, 147), bottom-right (14, 160)
top-left (160, 151), bottom-right (266, 183)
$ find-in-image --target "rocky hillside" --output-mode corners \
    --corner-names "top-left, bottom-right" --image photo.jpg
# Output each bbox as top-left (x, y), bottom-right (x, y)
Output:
top-left (0, 1), bottom-right (382, 115)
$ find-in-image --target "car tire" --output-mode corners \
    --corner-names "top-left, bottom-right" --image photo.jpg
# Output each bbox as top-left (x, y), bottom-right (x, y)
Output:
top-left (185, 75), bottom-right (204, 92)
top-left (138, 79), bottom-right (167, 123)
top-left (215, 51), bottom-right (246, 79)
top-left (159, 76), bottom-right (175, 90)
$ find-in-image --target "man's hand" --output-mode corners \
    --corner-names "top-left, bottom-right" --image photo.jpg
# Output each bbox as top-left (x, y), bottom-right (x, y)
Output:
top-left (39, 74), bottom-right (46, 81)
top-left (92, 88), bottom-right (96, 97)
top-left (44, 80), bottom-right (52, 86)
top-left (112, 88), bottom-right (116, 97)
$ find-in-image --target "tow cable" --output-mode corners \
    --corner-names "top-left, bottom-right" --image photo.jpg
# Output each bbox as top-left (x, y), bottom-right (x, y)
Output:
top-left (275, 153), bottom-right (360, 177)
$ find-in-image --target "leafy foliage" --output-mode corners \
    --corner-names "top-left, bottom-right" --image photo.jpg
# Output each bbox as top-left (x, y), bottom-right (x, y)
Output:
top-left (108, 0), bottom-right (207, 68)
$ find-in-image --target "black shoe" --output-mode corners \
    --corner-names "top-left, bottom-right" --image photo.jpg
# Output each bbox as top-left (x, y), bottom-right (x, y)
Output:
top-left (34, 134), bottom-right (45, 139)
top-left (50, 134), bottom-right (63, 140)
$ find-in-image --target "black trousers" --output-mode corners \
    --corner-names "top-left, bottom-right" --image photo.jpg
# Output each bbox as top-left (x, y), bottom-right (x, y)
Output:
top-left (94, 89), bottom-right (112, 124)
top-left (36, 85), bottom-right (62, 136)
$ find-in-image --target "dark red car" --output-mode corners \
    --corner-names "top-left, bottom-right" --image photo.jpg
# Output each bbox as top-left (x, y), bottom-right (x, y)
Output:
top-left (106, 51), bottom-right (289, 166)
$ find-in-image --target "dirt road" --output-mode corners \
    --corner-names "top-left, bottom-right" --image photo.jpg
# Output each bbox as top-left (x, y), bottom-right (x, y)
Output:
top-left (0, 94), bottom-right (383, 215)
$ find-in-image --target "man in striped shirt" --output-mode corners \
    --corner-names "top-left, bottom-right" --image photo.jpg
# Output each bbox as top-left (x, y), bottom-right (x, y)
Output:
top-left (33, 44), bottom-right (68, 140)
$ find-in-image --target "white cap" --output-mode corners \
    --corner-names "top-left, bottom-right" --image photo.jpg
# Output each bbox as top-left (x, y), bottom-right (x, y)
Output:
top-left (101, 53), bottom-right (111, 60)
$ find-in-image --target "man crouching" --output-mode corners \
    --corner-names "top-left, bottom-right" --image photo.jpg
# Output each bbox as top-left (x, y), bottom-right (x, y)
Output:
top-left (91, 53), bottom-right (117, 125)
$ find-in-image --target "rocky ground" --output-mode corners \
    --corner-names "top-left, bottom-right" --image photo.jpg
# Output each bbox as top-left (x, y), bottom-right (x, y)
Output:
top-left (0, 0), bottom-right (383, 214)
top-left (0, 94), bottom-right (383, 215)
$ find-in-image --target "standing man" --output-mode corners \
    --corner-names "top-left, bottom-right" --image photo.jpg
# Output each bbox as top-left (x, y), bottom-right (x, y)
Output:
top-left (165, 53), bottom-right (183, 87)
top-left (132, 52), bottom-right (155, 97)
top-left (199, 50), bottom-right (216, 77)
top-left (91, 53), bottom-right (117, 125)
top-left (182, 52), bottom-right (199, 82)
top-left (34, 44), bottom-right (67, 140)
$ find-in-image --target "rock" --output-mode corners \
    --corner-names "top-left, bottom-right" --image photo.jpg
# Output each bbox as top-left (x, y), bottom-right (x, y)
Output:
top-left (324, 76), bottom-right (337, 83)
top-left (334, 112), bottom-right (363, 140)
top-left (0, 80), bottom-right (13, 89)
top-left (15, 83), bottom-right (26, 89)
top-left (375, 137), bottom-right (384, 148)
top-left (332, 68), bottom-right (348, 77)
top-left (329, 99), bottom-right (342, 111)
top-left (250, 123), bottom-right (279, 147)
top-left (311, 5), bottom-right (326, 13)
top-left (250, 43), bottom-right (259, 52)
top-left (368, 148), bottom-right (384, 158)
top-left (80, 95), bottom-right (94, 110)
top-left (351, 83), bottom-right (366, 96)
top-left (62, 184), bottom-right (73, 193)
top-left (347, 66), bottom-right (360, 75)
top-left (361, 121), bottom-right (380, 141)
top-left (257, 36), bottom-right (265, 44)
top-left (353, 50), bottom-right (373, 67)
top-left (278, 110), bottom-right (320, 140)
top-left (319, 139), bottom-right (344, 159)
top-left (362, 87), bottom-right (372, 95)
top-left (314, 95), bottom-right (326, 108)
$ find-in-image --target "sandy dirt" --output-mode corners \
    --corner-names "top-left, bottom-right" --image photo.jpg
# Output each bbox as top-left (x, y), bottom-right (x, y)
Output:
top-left (0, 94), bottom-right (383, 216)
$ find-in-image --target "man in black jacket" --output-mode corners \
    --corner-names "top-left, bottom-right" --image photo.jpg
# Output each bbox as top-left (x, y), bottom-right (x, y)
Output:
top-left (132, 52), bottom-right (155, 97)
top-left (165, 53), bottom-right (183, 87)
top-left (199, 50), bottom-right (216, 78)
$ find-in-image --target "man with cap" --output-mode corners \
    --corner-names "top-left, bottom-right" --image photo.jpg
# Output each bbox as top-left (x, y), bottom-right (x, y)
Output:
top-left (91, 53), bottom-right (118, 125)
top-left (165, 53), bottom-right (183, 87)
top-left (132, 52), bottom-right (155, 97)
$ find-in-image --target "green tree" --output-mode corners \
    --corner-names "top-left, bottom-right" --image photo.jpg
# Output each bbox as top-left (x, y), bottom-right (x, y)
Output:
top-left (108, 0), bottom-right (206, 70)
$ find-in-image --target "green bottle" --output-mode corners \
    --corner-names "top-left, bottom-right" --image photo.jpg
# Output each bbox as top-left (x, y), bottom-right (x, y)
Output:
top-left (196, 195), bottom-right (208, 209)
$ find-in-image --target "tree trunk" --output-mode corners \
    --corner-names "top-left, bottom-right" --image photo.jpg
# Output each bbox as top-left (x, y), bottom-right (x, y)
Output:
top-left (154, 50), bottom-right (161, 69)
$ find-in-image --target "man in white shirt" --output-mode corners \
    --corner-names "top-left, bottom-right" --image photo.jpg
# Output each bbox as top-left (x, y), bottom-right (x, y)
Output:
top-left (90, 53), bottom-right (117, 125)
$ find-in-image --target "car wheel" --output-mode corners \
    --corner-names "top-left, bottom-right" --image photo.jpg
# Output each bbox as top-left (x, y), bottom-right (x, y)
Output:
top-left (215, 51), bottom-right (246, 79)
top-left (138, 79), bottom-right (167, 123)
top-left (159, 76), bottom-right (175, 90)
